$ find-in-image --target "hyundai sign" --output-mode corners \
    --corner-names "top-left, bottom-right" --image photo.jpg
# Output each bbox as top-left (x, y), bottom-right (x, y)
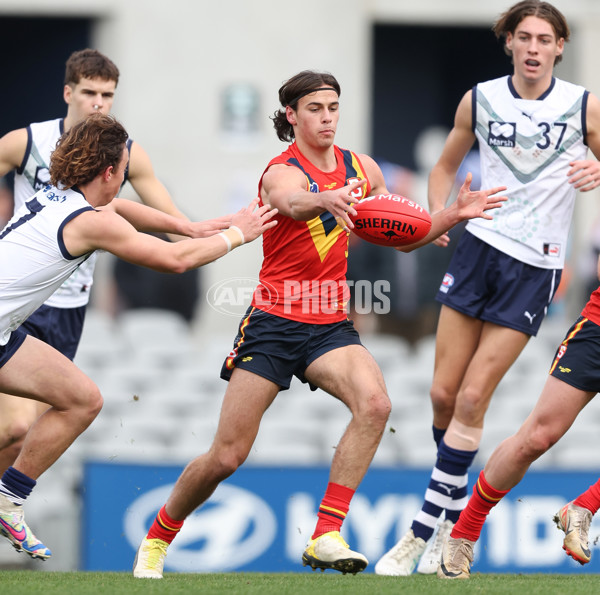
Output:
top-left (82, 462), bottom-right (600, 573)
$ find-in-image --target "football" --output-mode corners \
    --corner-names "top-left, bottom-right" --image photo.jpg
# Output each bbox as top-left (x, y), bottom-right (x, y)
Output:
top-left (349, 194), bottom-right (432, 247)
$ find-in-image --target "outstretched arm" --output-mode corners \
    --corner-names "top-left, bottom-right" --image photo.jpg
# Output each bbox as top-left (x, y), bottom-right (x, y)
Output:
top-left (104, 199), bottom-right (231, 239)
top-left (65, 199), bottom-right (278, 273)
top-left (396, 173), bottom-right (506, 253)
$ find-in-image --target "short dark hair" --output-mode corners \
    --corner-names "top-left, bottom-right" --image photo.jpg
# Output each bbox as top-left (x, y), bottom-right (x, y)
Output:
top-left (64, 49), bottom-right (120, 86)
top-left (50, 113), bottom-right (128, 188)
top-left (271, 70), bottom-right (341, 142)
top-left (493, 0), bottom-right (570, 65)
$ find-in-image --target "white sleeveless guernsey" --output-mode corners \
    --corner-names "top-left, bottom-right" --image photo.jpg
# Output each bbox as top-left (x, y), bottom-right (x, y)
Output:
top-left (14, 118), bottom-right (97, 307)
top-left (0, 185), bottom-right (94, 345)
top-left (467, 75), bottom-right (589, 269)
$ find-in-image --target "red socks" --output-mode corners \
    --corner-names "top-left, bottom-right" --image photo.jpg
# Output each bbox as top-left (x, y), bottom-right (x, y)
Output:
top-left (312, 482), bottom-right (355, 539)
top-left (451, 471), bottom-right (509, 542)
top-left (146, 505), bottom-right (184, 544)
top-left (574, 479), bottom-right (600, 515)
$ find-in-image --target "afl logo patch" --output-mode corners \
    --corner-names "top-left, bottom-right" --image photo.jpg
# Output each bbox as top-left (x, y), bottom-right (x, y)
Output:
top-left (439, 273), bottom-right (454, 294)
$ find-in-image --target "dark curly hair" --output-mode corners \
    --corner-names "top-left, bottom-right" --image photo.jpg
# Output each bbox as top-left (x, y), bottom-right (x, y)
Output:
top-left (493, 1), bottom-right (570, 65)
top-left (50, 113), bottom-right (128, 188)
top-left (271, 70), bottom-right (341, 142)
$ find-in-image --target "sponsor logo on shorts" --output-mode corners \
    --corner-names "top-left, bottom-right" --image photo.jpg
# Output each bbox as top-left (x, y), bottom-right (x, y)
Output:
top-left (524, 311), bottom-right (537, 324)
top-left (439, 273), bottom-right (454, 294)
top-left (558, 366), bottom-right (571, 373)
top-left (488, 121), bottom-right (516, 147)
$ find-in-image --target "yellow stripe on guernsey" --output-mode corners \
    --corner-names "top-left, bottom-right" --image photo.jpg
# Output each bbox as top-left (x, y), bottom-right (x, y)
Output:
top-left (306, 152), bottom-right (367, 263)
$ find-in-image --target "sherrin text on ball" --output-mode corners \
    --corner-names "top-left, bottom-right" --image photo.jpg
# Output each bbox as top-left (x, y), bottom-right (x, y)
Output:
top-left (349, 193), bottom-right (432, 247)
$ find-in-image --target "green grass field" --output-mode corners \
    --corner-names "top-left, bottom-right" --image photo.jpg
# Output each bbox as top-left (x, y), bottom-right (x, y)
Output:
top-left (1, 571), bottom-right (599, 595)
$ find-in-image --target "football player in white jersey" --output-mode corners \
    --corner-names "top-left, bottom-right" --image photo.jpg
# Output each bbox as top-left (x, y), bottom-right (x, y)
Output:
top-left (0, 49), bottom-right (229, 475)
top-left (376, 0), bottom-right (600, 577)
top-left (0, 113), bottom-right (277, 561)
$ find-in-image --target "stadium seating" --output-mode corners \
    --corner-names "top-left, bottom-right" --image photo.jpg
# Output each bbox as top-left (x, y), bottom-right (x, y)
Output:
top-left (67, 307), bottom-right (580, 471)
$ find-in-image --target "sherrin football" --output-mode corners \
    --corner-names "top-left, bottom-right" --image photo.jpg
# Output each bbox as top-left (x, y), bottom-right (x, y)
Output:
top-left (349, 194), bottom-right (432, 247)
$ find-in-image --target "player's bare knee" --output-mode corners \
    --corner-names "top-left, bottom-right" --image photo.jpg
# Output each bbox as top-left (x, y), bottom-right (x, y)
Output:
top-left (359, 390), bottom-right (391, 429)
top-left (522, 426), bottom-right (559, 459)
top-left (1, 419), bottom-right (32, 447)
top-left (72, 381), bottom-right (103, 422)
top-left (456, 386), bottom-right (487, 425)
top-left (209, 443), bottom-right (250, 479)
top-left (430, 384), bottom-right (455, 418)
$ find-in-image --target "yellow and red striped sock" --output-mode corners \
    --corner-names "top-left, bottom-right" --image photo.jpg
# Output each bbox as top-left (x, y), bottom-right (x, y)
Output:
top-left (451, 471), bottom-right (509, 543)
top-left (147, 505), bottom-right (184, 544)
top-left (312, 482), bottom-right (354, 539)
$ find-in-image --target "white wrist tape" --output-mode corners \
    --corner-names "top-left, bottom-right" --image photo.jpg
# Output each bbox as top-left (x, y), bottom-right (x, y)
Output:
top-left (218, 226), bottom-right (245, 253)
top-left (229, 225), bottom-right (245, 245)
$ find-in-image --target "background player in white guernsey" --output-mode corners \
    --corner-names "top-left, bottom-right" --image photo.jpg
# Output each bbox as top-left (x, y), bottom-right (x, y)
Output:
top-left (0, 113), bottom-right (276, 561)
top-left (375, 0), bottom-right (600, 576)
top-left (0, 49), bottom-right (228, 474)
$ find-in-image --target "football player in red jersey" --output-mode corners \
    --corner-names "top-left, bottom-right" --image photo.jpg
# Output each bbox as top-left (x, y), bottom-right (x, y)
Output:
top-left (133, 70), bottom-right (505, 579)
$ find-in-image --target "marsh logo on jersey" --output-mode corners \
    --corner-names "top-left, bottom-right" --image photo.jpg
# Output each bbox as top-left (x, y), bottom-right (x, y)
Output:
top-left (488, 121), bottom-right (516, 147)
top-left (34, 166), bottom-right (51, 190)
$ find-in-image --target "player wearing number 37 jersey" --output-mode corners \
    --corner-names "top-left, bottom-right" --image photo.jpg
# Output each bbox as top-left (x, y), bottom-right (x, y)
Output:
top-left (468, 74), bottom-right (588, 269)
top-left (375, 0), bottom-right (600, 578)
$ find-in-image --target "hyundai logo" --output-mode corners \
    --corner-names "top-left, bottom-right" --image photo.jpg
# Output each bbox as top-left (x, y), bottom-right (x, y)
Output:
top-left (123, 483), bottom-right (277, 571)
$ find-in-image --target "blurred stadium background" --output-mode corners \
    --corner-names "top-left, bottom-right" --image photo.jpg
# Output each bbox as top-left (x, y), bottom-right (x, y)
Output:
top-left (2, 0), bottom-right (600, 575)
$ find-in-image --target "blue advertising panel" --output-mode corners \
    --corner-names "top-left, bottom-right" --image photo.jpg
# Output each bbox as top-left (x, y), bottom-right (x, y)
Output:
top-left (82, 462), bottom-right (600, 574)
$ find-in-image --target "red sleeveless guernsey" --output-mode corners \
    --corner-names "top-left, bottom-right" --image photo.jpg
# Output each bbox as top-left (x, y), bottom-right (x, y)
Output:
top-left (252, 142), bottom-right (371, 323)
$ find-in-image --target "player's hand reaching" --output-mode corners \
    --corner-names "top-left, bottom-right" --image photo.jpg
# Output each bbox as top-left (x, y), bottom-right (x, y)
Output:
top-left (568, 159), bottom-right (600, 191)
top-left (186, 214), bottom-right (233, 238)
top-left (321, 178), bottom-right (366, 231)
top-left (455, 172), bottom-right (507, 221)
top-left (230, 198), bottom-right (278, 244)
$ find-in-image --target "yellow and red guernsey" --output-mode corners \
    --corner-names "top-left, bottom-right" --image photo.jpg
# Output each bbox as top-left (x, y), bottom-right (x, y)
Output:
top-left (254, 142), bottom-right (371, 324)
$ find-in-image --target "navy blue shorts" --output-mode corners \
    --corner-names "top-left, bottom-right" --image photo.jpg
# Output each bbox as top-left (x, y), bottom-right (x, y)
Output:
top-left (436, 231), bottom-right (561, 336)
top-left (549, 316), bottom-right (600, 392)
top-left (19, 304), bottom-right (87, 361)
top-left (0, 327), bottom-right (27, 369)
top-left (220, 307), bottom-right (362, 390)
